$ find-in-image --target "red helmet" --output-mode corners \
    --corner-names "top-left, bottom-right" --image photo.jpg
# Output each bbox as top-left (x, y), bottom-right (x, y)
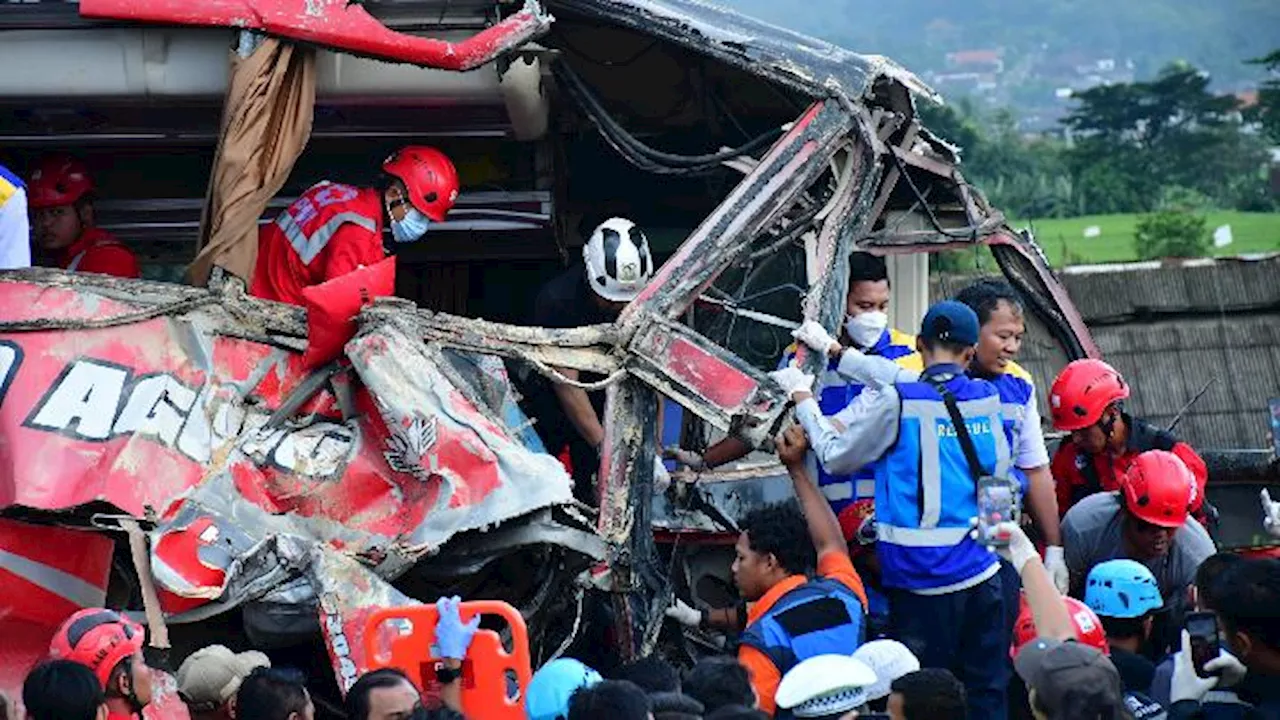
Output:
top-left (382, 146), bottom-right (459, 222)
top-left (1121, 450), bottom-right (1195, 528)
top-left (27, 155), bottom-right (95, 209)
top-left (837, 498), bottom-right (877, 552)
top-left (1048, 359), bottom-right (1130, 431)
top-left (1012, 594), bottom-right (1109, 657)
top-left (49, 608), bottom-right (145, 688)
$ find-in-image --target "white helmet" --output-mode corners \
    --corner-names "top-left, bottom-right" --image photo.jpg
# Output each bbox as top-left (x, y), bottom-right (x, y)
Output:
top-left (582, 217), bottom-right (654, 302)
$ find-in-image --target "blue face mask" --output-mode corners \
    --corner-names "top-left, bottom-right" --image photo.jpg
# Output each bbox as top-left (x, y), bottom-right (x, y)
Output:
top-left (390, 206), bottom-right (431, 243)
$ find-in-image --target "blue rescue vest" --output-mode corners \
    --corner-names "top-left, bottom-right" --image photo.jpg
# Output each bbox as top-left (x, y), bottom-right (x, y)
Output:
top-left (874, 364), bottom-right (1013, 593)
top-left (739, 577), bottom-right (865, 711)
top-left (780, 328), bottom-right (920, 514)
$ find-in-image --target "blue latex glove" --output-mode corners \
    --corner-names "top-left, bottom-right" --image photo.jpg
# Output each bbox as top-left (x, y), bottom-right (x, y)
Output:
top-left (432, 596), bottom-right (480, 660)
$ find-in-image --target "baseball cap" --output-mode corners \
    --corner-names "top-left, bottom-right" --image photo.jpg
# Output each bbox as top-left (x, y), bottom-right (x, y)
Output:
top-left (775, 654), bottom-right (876, 718)
top-left (852, 640), bottom-right (920, 702)
top-left (1014, 638), bottom-right (1122, 719)
top-left (177, 645), bottom-right (271, 711)
top-left (525, 658), bottom-right (602, 720)
top-left (920, 300), bottom-right (980, 346)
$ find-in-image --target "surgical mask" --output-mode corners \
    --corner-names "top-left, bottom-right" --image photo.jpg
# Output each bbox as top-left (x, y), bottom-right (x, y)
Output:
top-left (389, 206), bottom-right (431, 243)
top-left (844, 310), bottom-right (888, 349)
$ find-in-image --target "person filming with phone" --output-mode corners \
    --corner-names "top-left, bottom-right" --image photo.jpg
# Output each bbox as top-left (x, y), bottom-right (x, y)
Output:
top-left (1167, 557), bottom-right (1280, 718)
top-left (777, 300), bottom-right (1016, 719)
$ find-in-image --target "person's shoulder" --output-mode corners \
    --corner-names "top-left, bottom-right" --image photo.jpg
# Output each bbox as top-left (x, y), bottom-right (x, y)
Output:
top-left (0, 165), bottom-right (23, 203)
top-left (1176, 516), bottom-right (1216, 554)
top-left (1003, 360), bottom-right (1034, 384)
top-left (1063, 491), bottom-right (1120, 528)
top-left (886, 329), bottom-right (923, 371)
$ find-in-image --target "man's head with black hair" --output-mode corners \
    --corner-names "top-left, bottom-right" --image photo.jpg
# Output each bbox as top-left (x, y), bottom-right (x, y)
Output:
top-left (953, 279), bottom-right (1025, 378)
top-left (568, 680), bottom-right (653, 720)
top-left (345, 668), bottom-right (420, 720)
top-left (704, 705), bottom-right (769, 720)
top-left (613, 656), bottom-right (680, 694)
top-left (1213, 558), bottom-right (1280, 672)
top-left (236, 667), bottom-right (313, 720)
top-left (1193, 552), bottom-right (1245, 612)
top-left (734, 500), bottom-right (816, 601)
top-left (887, 669), bottom-right (967, 720)
top-left (683, 657), bottom-right (755, 713)
top-left (843, 252), bottom-right (893, 348)
top-left (23, 660), bottom-right (106, 720)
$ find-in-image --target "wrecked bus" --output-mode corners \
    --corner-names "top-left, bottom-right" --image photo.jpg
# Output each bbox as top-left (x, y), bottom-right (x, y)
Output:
top-left (0, 0), bottom-right (1106, 710)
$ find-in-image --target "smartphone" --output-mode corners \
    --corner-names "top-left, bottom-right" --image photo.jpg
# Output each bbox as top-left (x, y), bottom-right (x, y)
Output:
top-left (977, 476), bottom-right (1020, 547)
top-left (1185, 611), bottom-right (1221, 678)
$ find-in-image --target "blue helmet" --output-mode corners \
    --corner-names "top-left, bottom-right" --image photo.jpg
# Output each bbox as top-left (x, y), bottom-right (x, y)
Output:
top-left (525, 658), bottom-right (602, 720)
top-left (1085, 559), bottom-right (1163, 619)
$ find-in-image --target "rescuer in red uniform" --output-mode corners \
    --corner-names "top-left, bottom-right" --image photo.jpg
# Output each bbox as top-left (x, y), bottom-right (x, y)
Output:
top-left (250, 146), bottom-right (459, 305)
top-left (1048, 358), bottom-right (1213, 527)
top-left (27, 155), bottom-right (141, 279)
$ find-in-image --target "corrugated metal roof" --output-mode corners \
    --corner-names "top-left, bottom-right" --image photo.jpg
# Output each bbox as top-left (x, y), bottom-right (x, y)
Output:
top-left (931, 256), bottom-right (1280, 450)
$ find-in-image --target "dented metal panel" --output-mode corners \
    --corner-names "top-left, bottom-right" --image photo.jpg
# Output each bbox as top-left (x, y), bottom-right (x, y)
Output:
top-left (78, 0), bottom-right (553, 72)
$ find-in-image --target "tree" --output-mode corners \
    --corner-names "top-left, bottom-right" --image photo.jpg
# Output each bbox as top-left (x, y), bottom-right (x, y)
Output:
top-left (1248, 49), bottom-right (1280, 143)
top-left (1133, 187), bottom-right (1210, 260)
top-left (1062, 62), bottom-right (1267, 213)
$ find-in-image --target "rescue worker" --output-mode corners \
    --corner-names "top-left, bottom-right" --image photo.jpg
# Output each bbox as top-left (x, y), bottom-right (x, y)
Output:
top-left (49, 608), bottom-right (153, 720)
top-left (250, 146), bottom-right (458, 305)
top-left (27, 156), bottom-right (139, 278)
top-left (810, 279), bottom-right (1067, 592)
top-left (1049, 359), bottom-right (1212, 528)
top-left (781, 300), bottom-right (1014, 718)
top-left (1, 162), bottom-right (31, 269)
top-left (668, 252), bottom-right (921, 504)
top-left (523, 217), bottom-right (660, 503)
top-left (1083, 559), bottom-right (1164, 695)
top-left (666, 425), bottom-right (868, 716)
top-left (1061, 450), bottom-right (1215, 652)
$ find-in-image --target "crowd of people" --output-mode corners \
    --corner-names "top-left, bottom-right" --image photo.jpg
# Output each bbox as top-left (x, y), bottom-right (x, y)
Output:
top-left (3, 148), bottom-right (1280, 720)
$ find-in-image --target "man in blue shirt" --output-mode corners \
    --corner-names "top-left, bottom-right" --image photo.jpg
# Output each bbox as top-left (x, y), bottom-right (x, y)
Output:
top-left (771, 301), bottom-right (1015, 719)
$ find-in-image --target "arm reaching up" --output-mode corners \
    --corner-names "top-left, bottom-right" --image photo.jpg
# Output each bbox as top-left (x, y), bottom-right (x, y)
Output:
top-left (777, 424), bottom-right (848, 559)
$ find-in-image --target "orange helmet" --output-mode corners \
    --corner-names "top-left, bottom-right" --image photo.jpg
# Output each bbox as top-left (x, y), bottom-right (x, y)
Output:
top-left (1121, 450), bottom-right (1195, 528)
top-left (49, 608), bottom-right (145, 689)
top-left (27, 155), bottom-right (95, 209)
top-left (382, 146), bottom-right (459, 222)
top-left (1012, 594), bottom-right (1109, 658)
top-left (1049, 359), bottom-right (1129, 432)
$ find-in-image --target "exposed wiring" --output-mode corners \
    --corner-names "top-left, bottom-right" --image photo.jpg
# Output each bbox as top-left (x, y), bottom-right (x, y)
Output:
top-left (553, 61), bottom-right (782, 175)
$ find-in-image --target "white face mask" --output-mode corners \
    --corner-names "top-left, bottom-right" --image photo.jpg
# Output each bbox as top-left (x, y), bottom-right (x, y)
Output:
top-left (844, 310), bottom-right (888, 349)
top-left (389, 206), bottom-right (431, 243)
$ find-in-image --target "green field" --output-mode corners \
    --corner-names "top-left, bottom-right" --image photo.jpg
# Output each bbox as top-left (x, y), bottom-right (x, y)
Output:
top-left (1016, 212), bottom-right (1280, 266)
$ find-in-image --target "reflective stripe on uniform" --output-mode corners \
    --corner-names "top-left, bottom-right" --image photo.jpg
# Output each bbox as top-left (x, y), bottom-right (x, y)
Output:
top-left (276, 210), bottom-right (376, 265)
top-left (900, 394), bottom-right (1011, 528)
top-left (877, 524), bottom-right (972, 547)
top-left (0, 547), bottom-right (106, 608)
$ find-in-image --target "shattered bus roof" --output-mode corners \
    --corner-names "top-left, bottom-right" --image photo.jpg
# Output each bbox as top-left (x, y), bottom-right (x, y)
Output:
top-left (550, 0), bottom-right (939, 103)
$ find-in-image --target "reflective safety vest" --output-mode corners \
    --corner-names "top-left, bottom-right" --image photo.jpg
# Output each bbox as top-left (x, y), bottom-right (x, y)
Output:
top-left (987, 365), bottom-right (1036, 495)
top-left (251, 182), bottom-right (384, 305)
top-left (739, 577), bottom-right (865, 714)
top-left (874, 366), bottom-right (1012, 593)
top-left (781, 328), bottom-right (921, 514)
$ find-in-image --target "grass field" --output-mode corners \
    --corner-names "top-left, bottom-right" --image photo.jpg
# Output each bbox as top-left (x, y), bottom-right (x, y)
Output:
top-left (1015, 211), bottom-right (1280, 266)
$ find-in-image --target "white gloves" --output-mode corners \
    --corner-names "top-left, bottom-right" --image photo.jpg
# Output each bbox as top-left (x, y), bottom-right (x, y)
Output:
top-left (653, 454), bottom-right (671, 492)
top-left (1262, 489), bottom-right (1280, 538)
top-left (1043, 545), bottom-right (1070, 594)
top-left (1171, 630), bottom-right (1222, 704)
top-left (792, 320), bottom-right (840, 356)
top-left (665, 598), bottom-right (702, 627)
top-left (982, 521), bottom-right (1038, 574)
top-left (1170, 629), bottom-right (1250, 704)
top-left (769, 366), bottom-right (815, 396)
top-left (664, 447), bottom-right (708, 472)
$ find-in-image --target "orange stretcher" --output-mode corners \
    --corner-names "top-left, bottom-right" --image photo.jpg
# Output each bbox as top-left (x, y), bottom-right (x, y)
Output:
top-left (363, 600), bottom-right (531, 720)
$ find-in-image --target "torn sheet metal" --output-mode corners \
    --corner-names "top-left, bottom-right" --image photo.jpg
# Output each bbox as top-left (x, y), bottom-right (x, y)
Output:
top-left (546, 0), bottom-right (937, 105)
top-left (0, 270), bottom-right (575, 626)
top-left (78, 0), bottom-right (553, 72)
